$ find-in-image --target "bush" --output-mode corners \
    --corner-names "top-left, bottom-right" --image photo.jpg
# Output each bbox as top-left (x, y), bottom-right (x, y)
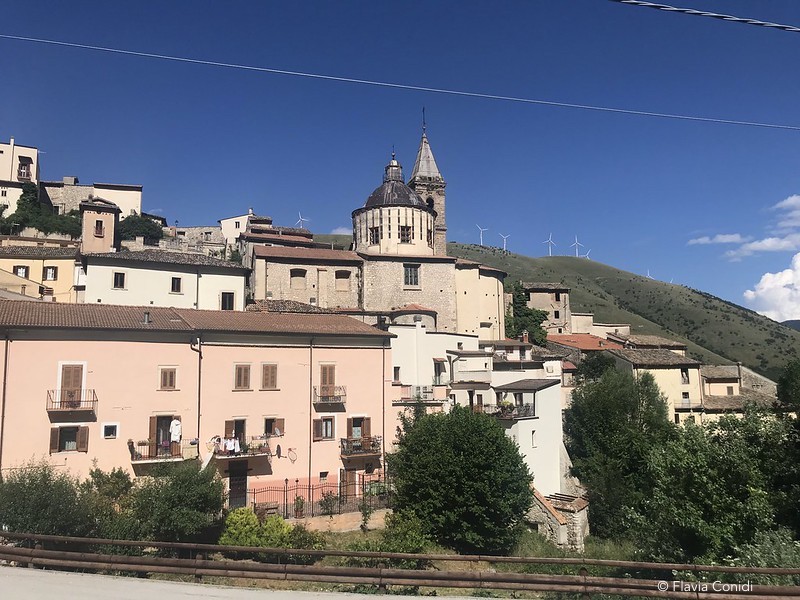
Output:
top-left (219, 507), bottom-right (263, 548)
top-left (287, 524), bottom-right (326, 564)
top-left (725, 529), bottom-right (800, 586)
top-left (0, 460), bottom-right (93, 536)
top-left (217, 511), bottom-right (325, 563)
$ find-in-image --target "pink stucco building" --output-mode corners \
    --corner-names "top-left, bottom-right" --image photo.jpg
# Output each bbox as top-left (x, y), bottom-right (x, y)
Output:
top-left (0, 301), bottom-right (395, 507)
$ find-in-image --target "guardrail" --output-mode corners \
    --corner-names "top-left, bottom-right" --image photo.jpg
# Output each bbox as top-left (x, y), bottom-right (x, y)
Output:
top-left (0, 531), bottom-right (798, 598)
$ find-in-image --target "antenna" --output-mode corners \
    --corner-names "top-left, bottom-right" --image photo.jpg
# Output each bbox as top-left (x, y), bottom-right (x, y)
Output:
top-left (295, 212), bottom-right (310, 229)
top-left (542, 233), bottom-right (556, 257)
top-left (499, 233), bottom-right (510, 252)
top-left (476, 224), bottom-right (488, 246)
top-left (422, 106), bottom-right (426, 133)
top-left (570, 235), bottom-right (584, 257)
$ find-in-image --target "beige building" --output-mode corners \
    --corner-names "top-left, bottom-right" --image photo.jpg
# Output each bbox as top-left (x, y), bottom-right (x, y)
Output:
top-left (524, 283), bottom-right (572, 334)
top-left (41, 177), bottom-right (142, 219)
top-left (0, 137), bottom-right (39, 216)
top-left (0, 268), bottom-right (43, 299)
top-left (0, 246), bottom-right (78, 302)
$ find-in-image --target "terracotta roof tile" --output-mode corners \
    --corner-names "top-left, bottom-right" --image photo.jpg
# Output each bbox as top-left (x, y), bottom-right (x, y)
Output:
top-left (703, 389), bottom-right (775, 411)
top-left (245, 299), bottom-right (333, 314)
top-left (607, 348), bottom-right (701, 367)
top-left (548, 333), bottom-right (622, 351)
top-left (252, 245), bottom-right (362, 263)
top-left (523, 282), bottom-right (570, 292)
top-left (0, 246), bottom-right (78, 258)
top-left (493, 378), bottom-right (560, 392)
top-left (85, 249), bottom-right (248, 270)
top-left (701, 365), bottom-right (740, 380)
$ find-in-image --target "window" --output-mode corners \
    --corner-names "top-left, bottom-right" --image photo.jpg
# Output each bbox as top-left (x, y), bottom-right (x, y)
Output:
top-left (235, 221), bottom-right (240, 229)
top-left (94, 219), bottom-right (104, 237)
top-left (0, 189), bottom-right (6, 198)
top-left (555, 292), bottom-right (561, 302)
top-left (160, 367), bottom-right (177, 390)
top-left (313, 417), bottom-right (335, 441)
top-left (369, 227), bottom-right (380, 245)
top-left (393, 366), bottom-right (401, 382)
top-left (17, 161), bottom-right (31, 180)
top-left (320, 364), bottom-right (336, 395)
top-left (103, 424), bottom-right (118, 439)
top-left (13, 265), bottom-right (29, 279)
top-left (290, 269), bottom-right (307, 290)
top-left (403, 264), bottom-right (420, 287)
top-left (335, 270), bottom-right (351, 291)
top-left (727, 385), bottom-right (734, 395)
top-left (221, 292), bottom-right (235, 311)
top-left (234, 364), bottom-right (251, 390)
top-left (43, 266), bottom-right (58, 281)
top-left (171, 277), bottom-right (182, 294)
top-left (682, 392), bottom-right (690, 403)
top-left (261, 364), bottom-right (278, 390)
top-left (681, 368), bottom-right (690, 384)
top-left (426, 229), bottom-right (432, 246)
top-left (319, 471), bottom-right (328, 484)
top-left (553, 310), bottom-right (560, 319)
top-left (531, 430), bottom-right (537, 448)
top-left (113, 272), bottom-right (125, 289)
top-left (50, 426), bottom-right (89, 453)
top-left (400, 225), bottom-right (412, 243)
top-left (265, 417), bottom-right (285, 437)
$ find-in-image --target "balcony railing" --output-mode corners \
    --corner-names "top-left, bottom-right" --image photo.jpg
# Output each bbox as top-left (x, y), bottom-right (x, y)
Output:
top-left (398, 385), bottom-right (435, 402)
top-left (313, 385), bottom-right (347, 405)
top-left (340, 436), bottom-right (382, 456)
top-left (432, 375), bottom-right (446, 386)
top-left (451, 369), bottom-right (492, 383)
top-left (17, 168), bottom-right (31, 181)
top-left (481, 403), bottom-right (537, 419)
top-left (212, 435), bottom-right (273, 460)
top-left (46, 389), bottom-right (98, 413)
top-left (129, 439), bottom-right (199, 463)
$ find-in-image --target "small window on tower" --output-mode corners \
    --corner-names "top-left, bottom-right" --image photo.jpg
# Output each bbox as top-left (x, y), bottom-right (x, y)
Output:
top-left (94, 220), bottom-right (104, 237)
top-left (400, 226), bottom-right (412, 243)
top-left (369, 227), bottom-right (380, 245)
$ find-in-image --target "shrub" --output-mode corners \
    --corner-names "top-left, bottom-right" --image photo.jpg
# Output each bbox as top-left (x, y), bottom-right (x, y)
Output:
top-left (262, 514), bottom-right (293, 547)
top-left (287, 524), bottom-right (326, 564)
top-left (0, 460), bottom-right (93, 537)
top-left (219, 508), bottom-right (263, 548)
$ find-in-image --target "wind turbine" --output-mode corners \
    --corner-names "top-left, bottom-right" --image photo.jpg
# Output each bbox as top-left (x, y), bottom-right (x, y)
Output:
top-left (582, 249), bottom-right (591, 259)
top-left (646, 269), bottom-right (654, 280)
top-left (296, 212), bottom-right (310, 228)
top-left (499, 233), bottom-right (510, 252)
top-left (570, 235), bottom-right (584, 258)
top-left (542, 233), bottom-right (556, 257)
top-left (476, 224), bottom-right (488, 246)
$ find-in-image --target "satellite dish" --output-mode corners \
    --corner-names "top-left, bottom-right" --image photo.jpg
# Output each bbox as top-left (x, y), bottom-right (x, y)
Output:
top-left (275, 444), bottom-right (282, 459)
top-left (288, 448), bottom-right (298, 463)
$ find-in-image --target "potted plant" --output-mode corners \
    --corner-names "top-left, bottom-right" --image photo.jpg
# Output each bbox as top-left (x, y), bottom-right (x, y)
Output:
top-left (294, 495), bottom-right (305, 519)
top-left (136, 439), bottom-right (150, 447)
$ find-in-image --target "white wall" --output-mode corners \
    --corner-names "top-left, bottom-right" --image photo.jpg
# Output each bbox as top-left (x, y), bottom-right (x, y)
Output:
top-left (84, 262), bottom-right (246, 310)
top-left (388, 323), bottom-right (477, 388)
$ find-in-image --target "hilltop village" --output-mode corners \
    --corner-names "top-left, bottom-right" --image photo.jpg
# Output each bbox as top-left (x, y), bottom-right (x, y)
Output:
top-left (0, 134), bottom-right (778, 550)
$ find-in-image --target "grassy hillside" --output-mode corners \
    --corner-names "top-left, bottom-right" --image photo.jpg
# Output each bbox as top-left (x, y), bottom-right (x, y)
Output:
top-left (448, 243), bottom-right (800, 381)
top-left (312, 234), bottom-right (798, 379)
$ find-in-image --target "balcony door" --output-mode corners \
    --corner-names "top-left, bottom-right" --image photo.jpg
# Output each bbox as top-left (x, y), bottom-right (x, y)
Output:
top-left (60, 364), bottom-right (83, 407)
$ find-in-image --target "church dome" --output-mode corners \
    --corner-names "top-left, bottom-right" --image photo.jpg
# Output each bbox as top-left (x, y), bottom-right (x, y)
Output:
top-left (363, 154), bottom-right (429, 209)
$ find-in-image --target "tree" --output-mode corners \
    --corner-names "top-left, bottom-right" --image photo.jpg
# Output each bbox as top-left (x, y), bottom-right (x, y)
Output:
top-left (5, 183), bottom-right (81, 237)
top-left (575, 352), bottom-right (617, 383)
top-left (777, 358), bottom-right (800, 412)
top-left (129, 462), bottom-right (224, 542)
top-left (118, 214), bottom-right (164, 241)
top-left (505, 280), bottom-right (548, 345)
top-left (388, 405), bottom-right (533, 555)
top-left (0, 460), bottom-right (93, 536)
top-left (563, 369), bottom-right (673, 538)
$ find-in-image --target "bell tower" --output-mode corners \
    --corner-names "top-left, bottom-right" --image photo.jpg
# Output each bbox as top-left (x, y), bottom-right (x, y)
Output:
top-left (408, 127), bottom-right (447, 256)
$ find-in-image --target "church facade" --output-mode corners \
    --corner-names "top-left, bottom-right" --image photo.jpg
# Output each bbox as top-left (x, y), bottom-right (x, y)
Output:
top-left (246, 132), bottom-right (506, 339)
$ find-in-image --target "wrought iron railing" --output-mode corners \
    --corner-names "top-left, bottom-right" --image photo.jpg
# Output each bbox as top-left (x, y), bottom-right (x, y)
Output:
top-left (482, 403), bottom-right (537, 419)
top-left (46, 389), bottom-right (98, 412)
top-left (313, 385), bottom-right (347, 405)
top-left (340, 435), bottom-right (382, 456)
top-left (211, 435), bottom-right (273, 460)
top-left (128, 439), bottom-right (198, 462)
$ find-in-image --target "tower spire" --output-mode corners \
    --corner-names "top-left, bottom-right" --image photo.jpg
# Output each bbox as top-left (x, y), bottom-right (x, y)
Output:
top-left (422, 106), bottom-right (426, 133)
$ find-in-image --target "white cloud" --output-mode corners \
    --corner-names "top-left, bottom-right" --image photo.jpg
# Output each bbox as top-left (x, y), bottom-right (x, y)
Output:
top-left (687, 233), bottom-right (750, 245)
top-left (773, 195), bottom-right (800, 231)
top-left (329, 226), bottom-right (351, 235)
top-left (725, 233), bottom-right (800, 260)
top-left (743, 252), bottom-right (800, 321)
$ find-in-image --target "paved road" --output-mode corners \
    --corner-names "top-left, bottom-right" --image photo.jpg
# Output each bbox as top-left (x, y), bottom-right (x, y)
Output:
top-left (0, 566), bottom-right (475, 599)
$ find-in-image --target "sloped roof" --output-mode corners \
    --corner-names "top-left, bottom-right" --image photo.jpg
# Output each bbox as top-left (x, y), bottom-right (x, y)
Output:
top-left (548, 333), bottom-right (622, 351)
top-left (85, 250), bottom-right (248, 271)
top-left (607, 348), bottom-right (701, 367)
top-left (523, 282), bottom-right (570, 292)
top-left (610, 333), bottom-right (687, 349)
top-left (251, 245), bottom-right (362, 264)
top-left (703, 389), bottom-right (775, 411)
top-left (0, 246), bottom-right (77, 259)
top-left (493, 379), bottom-right (560, 392)
top-left (245, 299), bottom-right (333, 314)
top-left (409, 133), bottom-right (443, 182)
top-left (701, 365), bottom-right (740, 380)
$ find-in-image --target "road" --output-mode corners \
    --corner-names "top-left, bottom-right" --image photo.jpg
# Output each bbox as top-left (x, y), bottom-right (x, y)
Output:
top-left (0, 566), bottom-right (475, 599)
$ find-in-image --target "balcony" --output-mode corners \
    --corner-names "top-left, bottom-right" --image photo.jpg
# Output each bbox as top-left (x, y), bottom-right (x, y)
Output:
top-left (313, 385), bottom-right (347, 407)
top-left (397, 385), bottom-right (435, 402)
top-left (16, 168), bottom-right (31, 182)
top-left (212, 435), bottom-right (273, 461)
top-left (451, 369), bottom-right (492, 384)
top-left (47, 389), bottom-right (98, 415)
top-left (482, 403), bottom-right (537, 419)
top-left (129, 440), bottom-right (199, 464)
top-left (340, 436), bottom-right (382, 457)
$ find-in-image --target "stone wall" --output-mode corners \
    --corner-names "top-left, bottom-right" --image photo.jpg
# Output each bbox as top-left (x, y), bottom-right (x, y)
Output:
top-left (362, 258), bottom-right (456, 332)
top-left (257, 259), bottom-right (361, 310)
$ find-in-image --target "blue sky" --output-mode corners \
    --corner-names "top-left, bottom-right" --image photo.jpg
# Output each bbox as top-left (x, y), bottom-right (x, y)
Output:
top-left (3, 1), bottom-right (800, 319)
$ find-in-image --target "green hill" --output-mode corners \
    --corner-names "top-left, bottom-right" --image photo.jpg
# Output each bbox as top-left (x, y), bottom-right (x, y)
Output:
top-left (313, 235), bottom-right (799, 380)
top-left (448, 243), bottom-right (800, 381)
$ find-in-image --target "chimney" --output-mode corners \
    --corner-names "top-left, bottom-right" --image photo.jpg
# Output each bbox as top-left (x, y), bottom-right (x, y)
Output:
top-left (63, 176), bottom-right (79, 185)
top-left (143, 311), bottom-right (151, 324)
top-left (520, 330), bottom-right (529, 344)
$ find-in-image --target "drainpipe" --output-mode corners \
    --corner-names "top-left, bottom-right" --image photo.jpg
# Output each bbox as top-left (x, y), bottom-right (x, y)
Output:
top-left (382, 340), bottom-right (386, 476)
top-left (195, 267), bottom-right (201, 309)
top-left (190, 335), bottom-right (202, 455)
top-left (0, 332), bottom-right (10, 476)
top-left (308, 338), bottom-right (314, 491)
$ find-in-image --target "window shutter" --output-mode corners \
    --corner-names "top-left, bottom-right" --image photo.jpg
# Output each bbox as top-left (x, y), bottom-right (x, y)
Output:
top-left (224, 420), bottom-right (235, 438)
top-left (49, 428), bottom-right (60, 454)
top-left (262, 364), bottom-right (277, 389)
top-left (77, 426), bottom-right (90, 452)
top-left (346, 418), bottom-right (353, 439)
top-left (275, 418), bottom-right (285, 435)
top-left (362, 417), bottom-right (371, 438)
top-left (235, 365), bottom-right (250, 389)
top-left (148, 416), bottom-right (158, 456)
top-left (313, 419), bottom-right (323, 441)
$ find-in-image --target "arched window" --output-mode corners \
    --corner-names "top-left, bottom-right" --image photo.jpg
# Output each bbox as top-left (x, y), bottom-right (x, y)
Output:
top-left (290, 268), bottom-right (307, 290)
top-left (426, 197), bottom-right (434, 210)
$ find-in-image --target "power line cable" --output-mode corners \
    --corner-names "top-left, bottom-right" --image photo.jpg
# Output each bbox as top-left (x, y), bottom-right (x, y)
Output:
top-left (609, 0), bottom-right (800, 33)
top-left (1, 32), bottom-right (800, 132)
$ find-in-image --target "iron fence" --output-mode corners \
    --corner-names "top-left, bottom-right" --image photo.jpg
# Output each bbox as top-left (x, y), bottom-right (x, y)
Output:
top-left (247, 472), bottom-right (392, 518)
